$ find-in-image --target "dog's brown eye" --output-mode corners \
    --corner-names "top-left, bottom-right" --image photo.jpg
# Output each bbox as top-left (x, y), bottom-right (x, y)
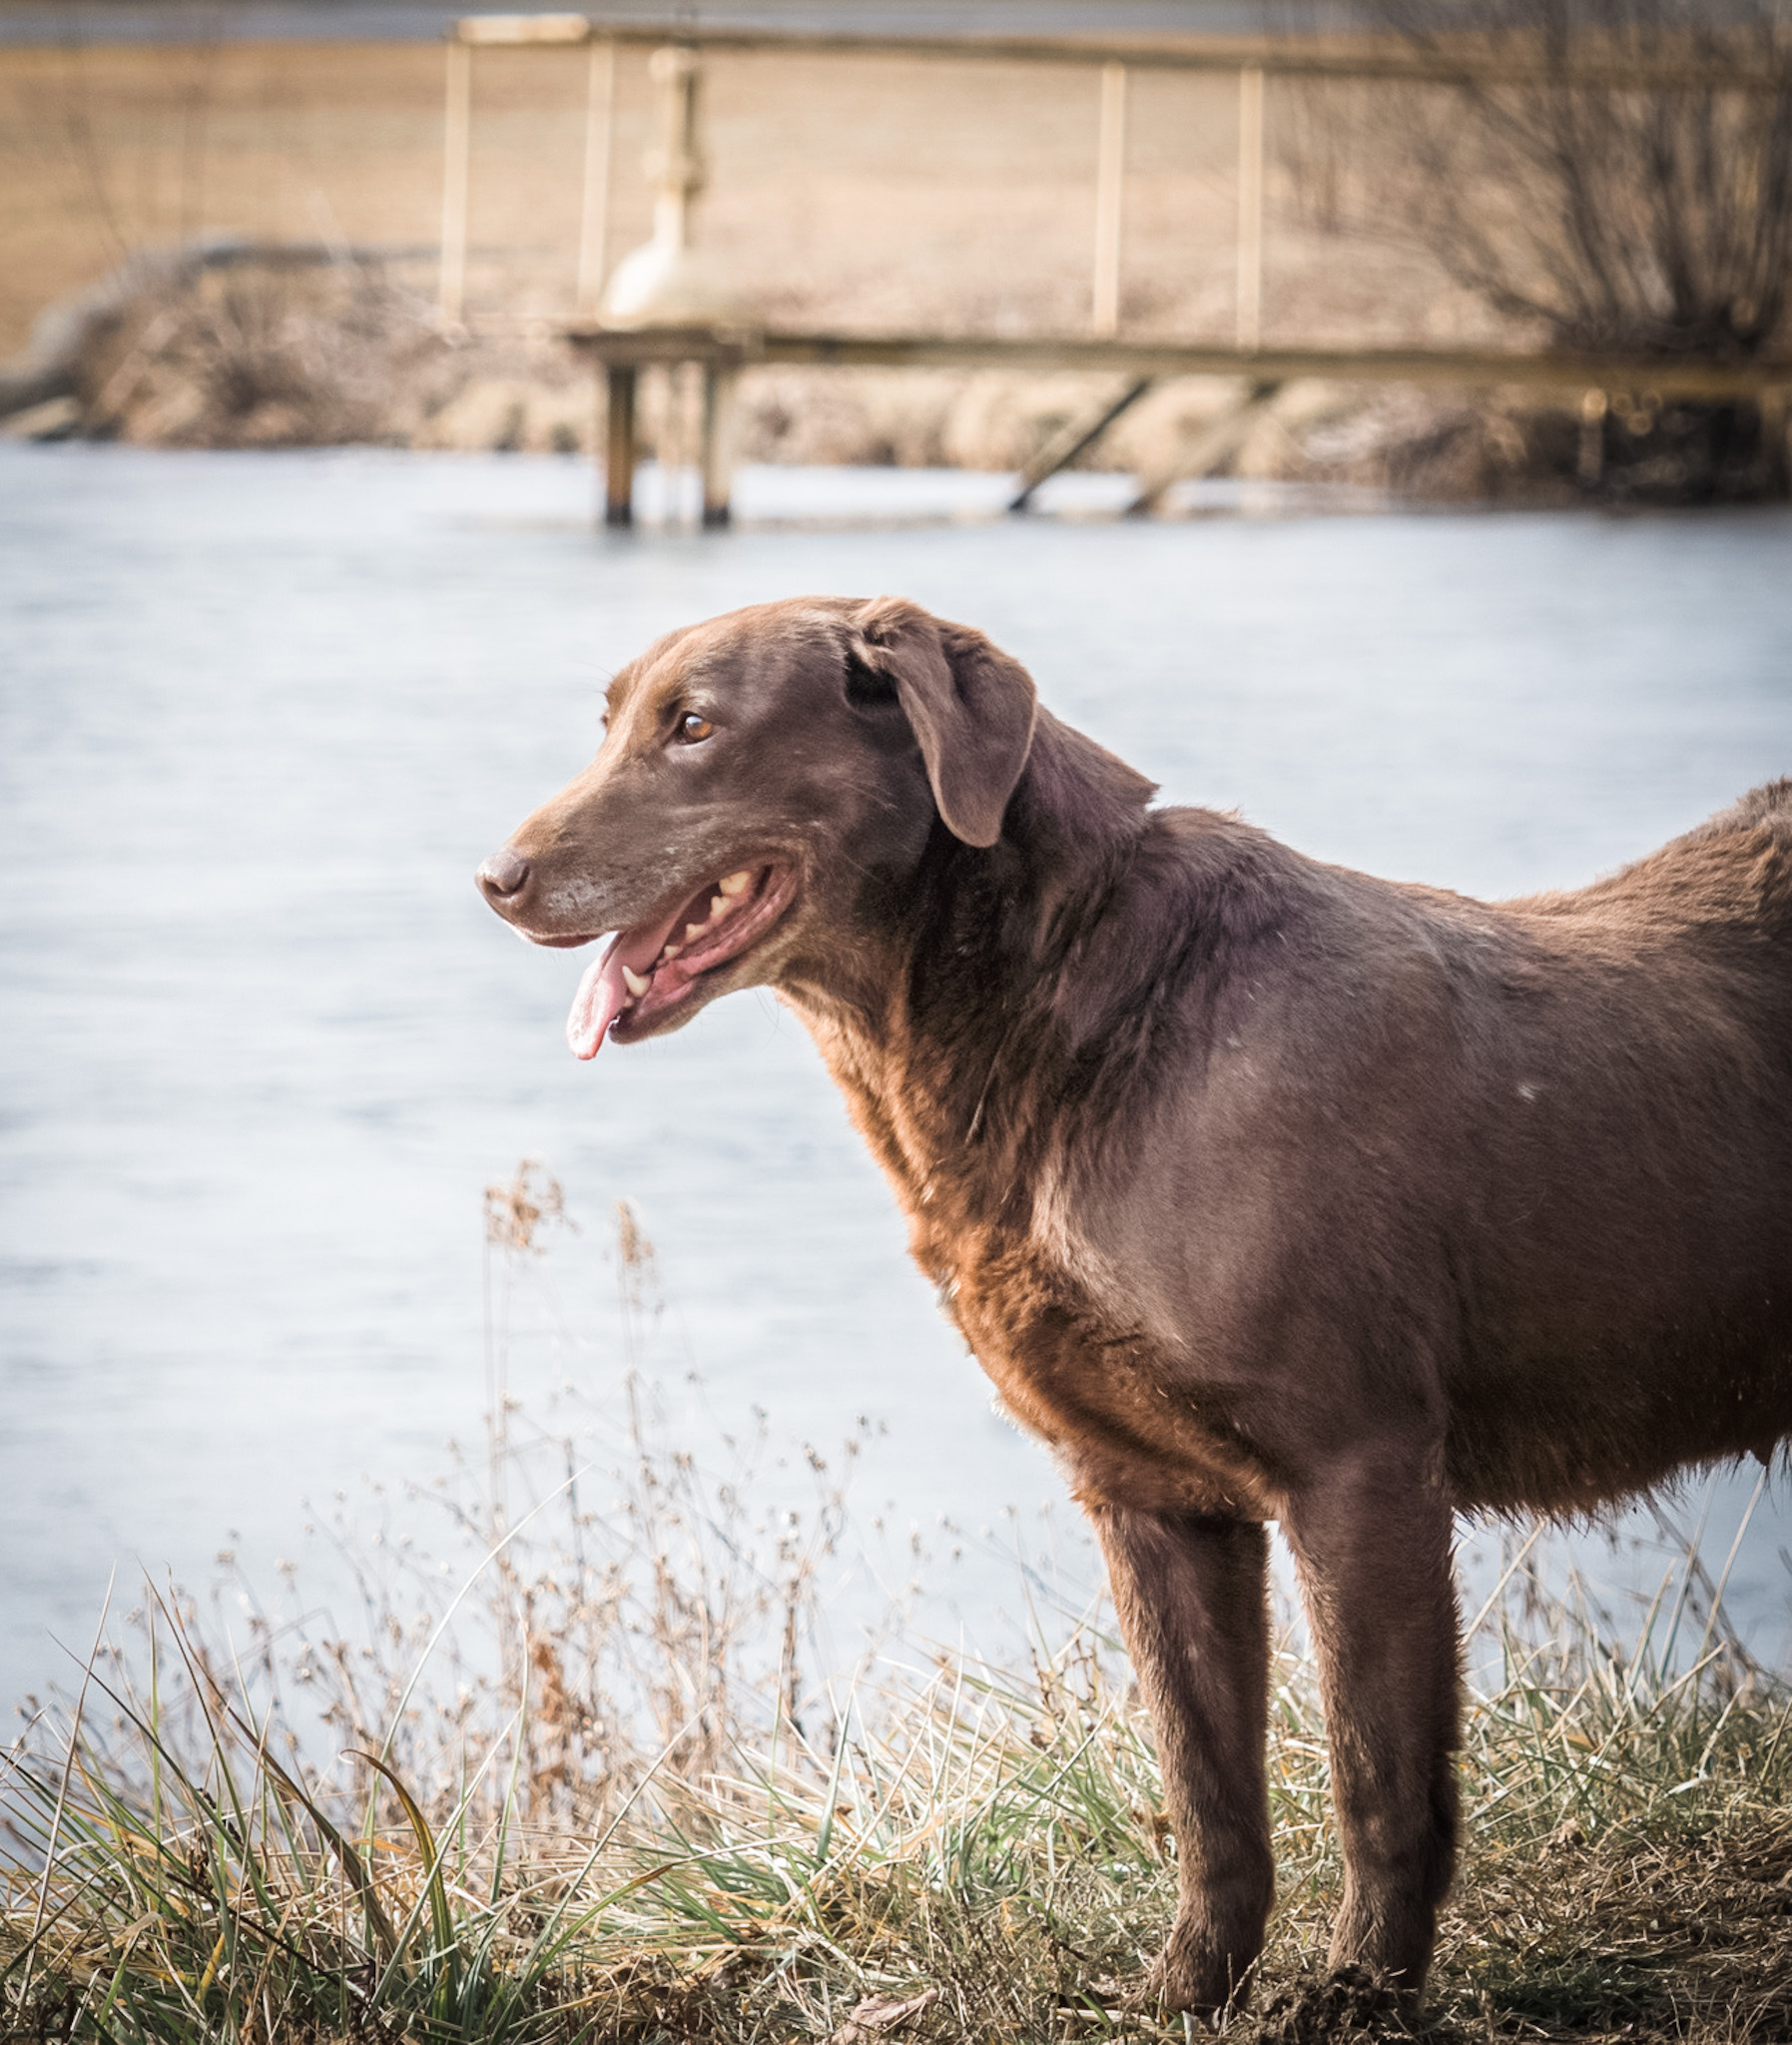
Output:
top-left (677, 712), bottom-right (714, 744)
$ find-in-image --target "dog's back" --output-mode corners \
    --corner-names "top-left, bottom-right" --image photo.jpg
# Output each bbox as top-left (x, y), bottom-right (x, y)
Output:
top-left (1092, 781), bottom-right (1792, 1519)
top-left (1673, 775), bottom-right (1792, 847)
top-left (1432, 782), bottom-right (1792, 1510)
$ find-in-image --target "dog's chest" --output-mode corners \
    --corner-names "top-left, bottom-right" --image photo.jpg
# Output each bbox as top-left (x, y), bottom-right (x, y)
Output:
top-left (807, 1012), bottom-right (1276, 1518)
top-left (926, 1221), bottom-right (1276, 1520)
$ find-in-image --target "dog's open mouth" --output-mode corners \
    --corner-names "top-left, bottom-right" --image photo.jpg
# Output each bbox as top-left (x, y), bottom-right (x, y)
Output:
top-left (565, 862), bottom-right (796, 1059)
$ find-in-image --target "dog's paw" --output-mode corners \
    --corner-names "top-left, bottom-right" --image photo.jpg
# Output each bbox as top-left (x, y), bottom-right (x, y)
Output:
top-left (1246, 1966), bottom-right (1418, 2042)
top-left (1147, 1919), bottom-right (1258, 2022)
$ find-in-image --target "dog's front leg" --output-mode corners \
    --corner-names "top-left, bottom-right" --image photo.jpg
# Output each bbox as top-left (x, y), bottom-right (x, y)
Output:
top-left (1280, 1453), bottom-right (1459, 2005)
top-left (1089, 1504), bottom-right (1274, 2019)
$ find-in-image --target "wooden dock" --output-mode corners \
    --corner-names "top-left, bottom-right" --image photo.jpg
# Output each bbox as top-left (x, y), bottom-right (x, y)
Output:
top-left (444, 12), bottom-right (1792, 525)
top-left (562, 322), bottom-right (1792, 527)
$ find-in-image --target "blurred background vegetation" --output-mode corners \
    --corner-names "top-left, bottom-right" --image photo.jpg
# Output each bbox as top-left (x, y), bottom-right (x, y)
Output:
top-left (2, 0), bottom-right (1788, 500)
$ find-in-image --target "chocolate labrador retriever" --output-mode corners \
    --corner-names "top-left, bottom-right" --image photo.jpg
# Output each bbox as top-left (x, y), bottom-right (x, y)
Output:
top-left (478, 595), bottom-right (1792, 2016)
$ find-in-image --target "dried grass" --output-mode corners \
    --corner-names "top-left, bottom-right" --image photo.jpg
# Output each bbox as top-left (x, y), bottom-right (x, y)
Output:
top-left (5, 29), bottom-right (1790, 500)
top-left (5, 1170), bottom-right (1792, 2042)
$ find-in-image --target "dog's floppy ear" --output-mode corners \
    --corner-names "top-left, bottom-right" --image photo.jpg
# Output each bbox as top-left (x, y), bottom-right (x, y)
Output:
top-left (850, 597), bottom-right (1038, 848)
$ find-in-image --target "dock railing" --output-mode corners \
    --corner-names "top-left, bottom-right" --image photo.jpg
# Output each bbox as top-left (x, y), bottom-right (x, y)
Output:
top-left (441, 14), bottom-right (1792, 524)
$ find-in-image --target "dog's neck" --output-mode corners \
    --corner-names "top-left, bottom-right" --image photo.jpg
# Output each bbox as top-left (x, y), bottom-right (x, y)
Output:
top-left (781, 710), bottom-right (1187, 1244)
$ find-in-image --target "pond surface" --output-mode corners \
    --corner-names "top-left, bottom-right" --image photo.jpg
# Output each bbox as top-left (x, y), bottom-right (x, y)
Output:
top-left (4, 442), bottom-right (1792, 1710)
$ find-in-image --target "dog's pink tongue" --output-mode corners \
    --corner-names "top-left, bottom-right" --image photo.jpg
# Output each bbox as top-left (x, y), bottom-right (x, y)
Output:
top-left (566, 904), bottom-right (690, 1060)
top-left (567, 940), bottom-right (631, 1060)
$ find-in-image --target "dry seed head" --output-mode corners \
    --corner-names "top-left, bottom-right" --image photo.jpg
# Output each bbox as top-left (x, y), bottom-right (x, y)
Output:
top-left (484, 1157), bottom-right (571, 1253)
top-left (615, 1197), bottom-right (653, 1269)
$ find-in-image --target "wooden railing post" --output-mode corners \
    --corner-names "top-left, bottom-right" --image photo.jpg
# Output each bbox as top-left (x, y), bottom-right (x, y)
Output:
top-left (575, 39), bottom-right (616, 316)
top-left (438, 35), bottom-right (471, 324)
top-left (1236, 64), bottom-right (1264, 351)
top-left (1092, 61), bottom-right (1126, 339)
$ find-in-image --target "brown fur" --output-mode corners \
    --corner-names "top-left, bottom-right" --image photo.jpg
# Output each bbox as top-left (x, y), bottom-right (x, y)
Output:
top-left (478, 596), bottom-right (1792, 2016)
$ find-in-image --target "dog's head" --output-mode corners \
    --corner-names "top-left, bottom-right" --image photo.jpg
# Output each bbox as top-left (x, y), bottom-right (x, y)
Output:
top-left (477, 595), bottom-right (1038, 1056)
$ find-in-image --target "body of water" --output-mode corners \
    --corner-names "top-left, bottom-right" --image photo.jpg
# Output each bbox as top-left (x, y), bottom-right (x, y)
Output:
top-left (4, 441), bottom-right (1791, 1711)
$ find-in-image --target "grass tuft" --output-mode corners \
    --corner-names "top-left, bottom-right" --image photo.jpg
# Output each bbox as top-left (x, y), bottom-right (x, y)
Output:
top-left (7, 1181), bottom-right (1791, 2042)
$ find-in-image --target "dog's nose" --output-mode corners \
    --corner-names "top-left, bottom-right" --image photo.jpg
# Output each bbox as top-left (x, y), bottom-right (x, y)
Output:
top-left (477, 847), bottom-right (531, 901)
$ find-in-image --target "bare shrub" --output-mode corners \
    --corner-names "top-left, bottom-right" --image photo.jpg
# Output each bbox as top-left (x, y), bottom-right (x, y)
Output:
top-left (1372, 0), bottom-right (1792, 499)
top-left (73, 258), bottom-right (459, 449)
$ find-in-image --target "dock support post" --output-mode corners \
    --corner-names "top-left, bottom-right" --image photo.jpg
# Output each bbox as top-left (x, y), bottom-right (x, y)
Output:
top-left (1236, 65), bottom-right (1264, 351)
top-left (438, 36), bottom-right (472, 324)
top-left (1578, 386), bottom-right (1607, 488)
top-left (605, 364), bottom-right (638, 527)
top-left (1092, 62), bottom-right (1127, 339)
top-left (700, 363), bottom-right (737, 527)
top-left (1764, 385), bottom-right (1791, 491)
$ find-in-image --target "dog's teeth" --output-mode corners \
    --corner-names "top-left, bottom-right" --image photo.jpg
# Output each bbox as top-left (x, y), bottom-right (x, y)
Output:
top-left (710, 894), bottom-right (734, 921)
top-left (719, 870), bottom-right (751, 897)
top-left (661, 941), bottom-right (683, 961)
top-left (686, 922), bottom-right (707, 942)
top-left (622, 966), bottom-right (651, 998)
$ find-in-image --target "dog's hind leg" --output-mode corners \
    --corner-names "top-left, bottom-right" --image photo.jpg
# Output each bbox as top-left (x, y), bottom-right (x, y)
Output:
top-left (1281, 1451), bottom-right (1460, 2006)
top-left (1089, 1505), bottom-right (1275, 2018)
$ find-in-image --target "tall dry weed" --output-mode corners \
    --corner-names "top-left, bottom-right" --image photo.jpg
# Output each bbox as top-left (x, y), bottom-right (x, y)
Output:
top-left (5, 1167), bottom-right (1792, 2041)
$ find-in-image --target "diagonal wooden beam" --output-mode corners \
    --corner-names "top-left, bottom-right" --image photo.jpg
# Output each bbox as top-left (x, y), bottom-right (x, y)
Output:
top-left (1127, 378), bottom-right (1282, 515)
top-left (1009, 376), bottom-right (1154, 512)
